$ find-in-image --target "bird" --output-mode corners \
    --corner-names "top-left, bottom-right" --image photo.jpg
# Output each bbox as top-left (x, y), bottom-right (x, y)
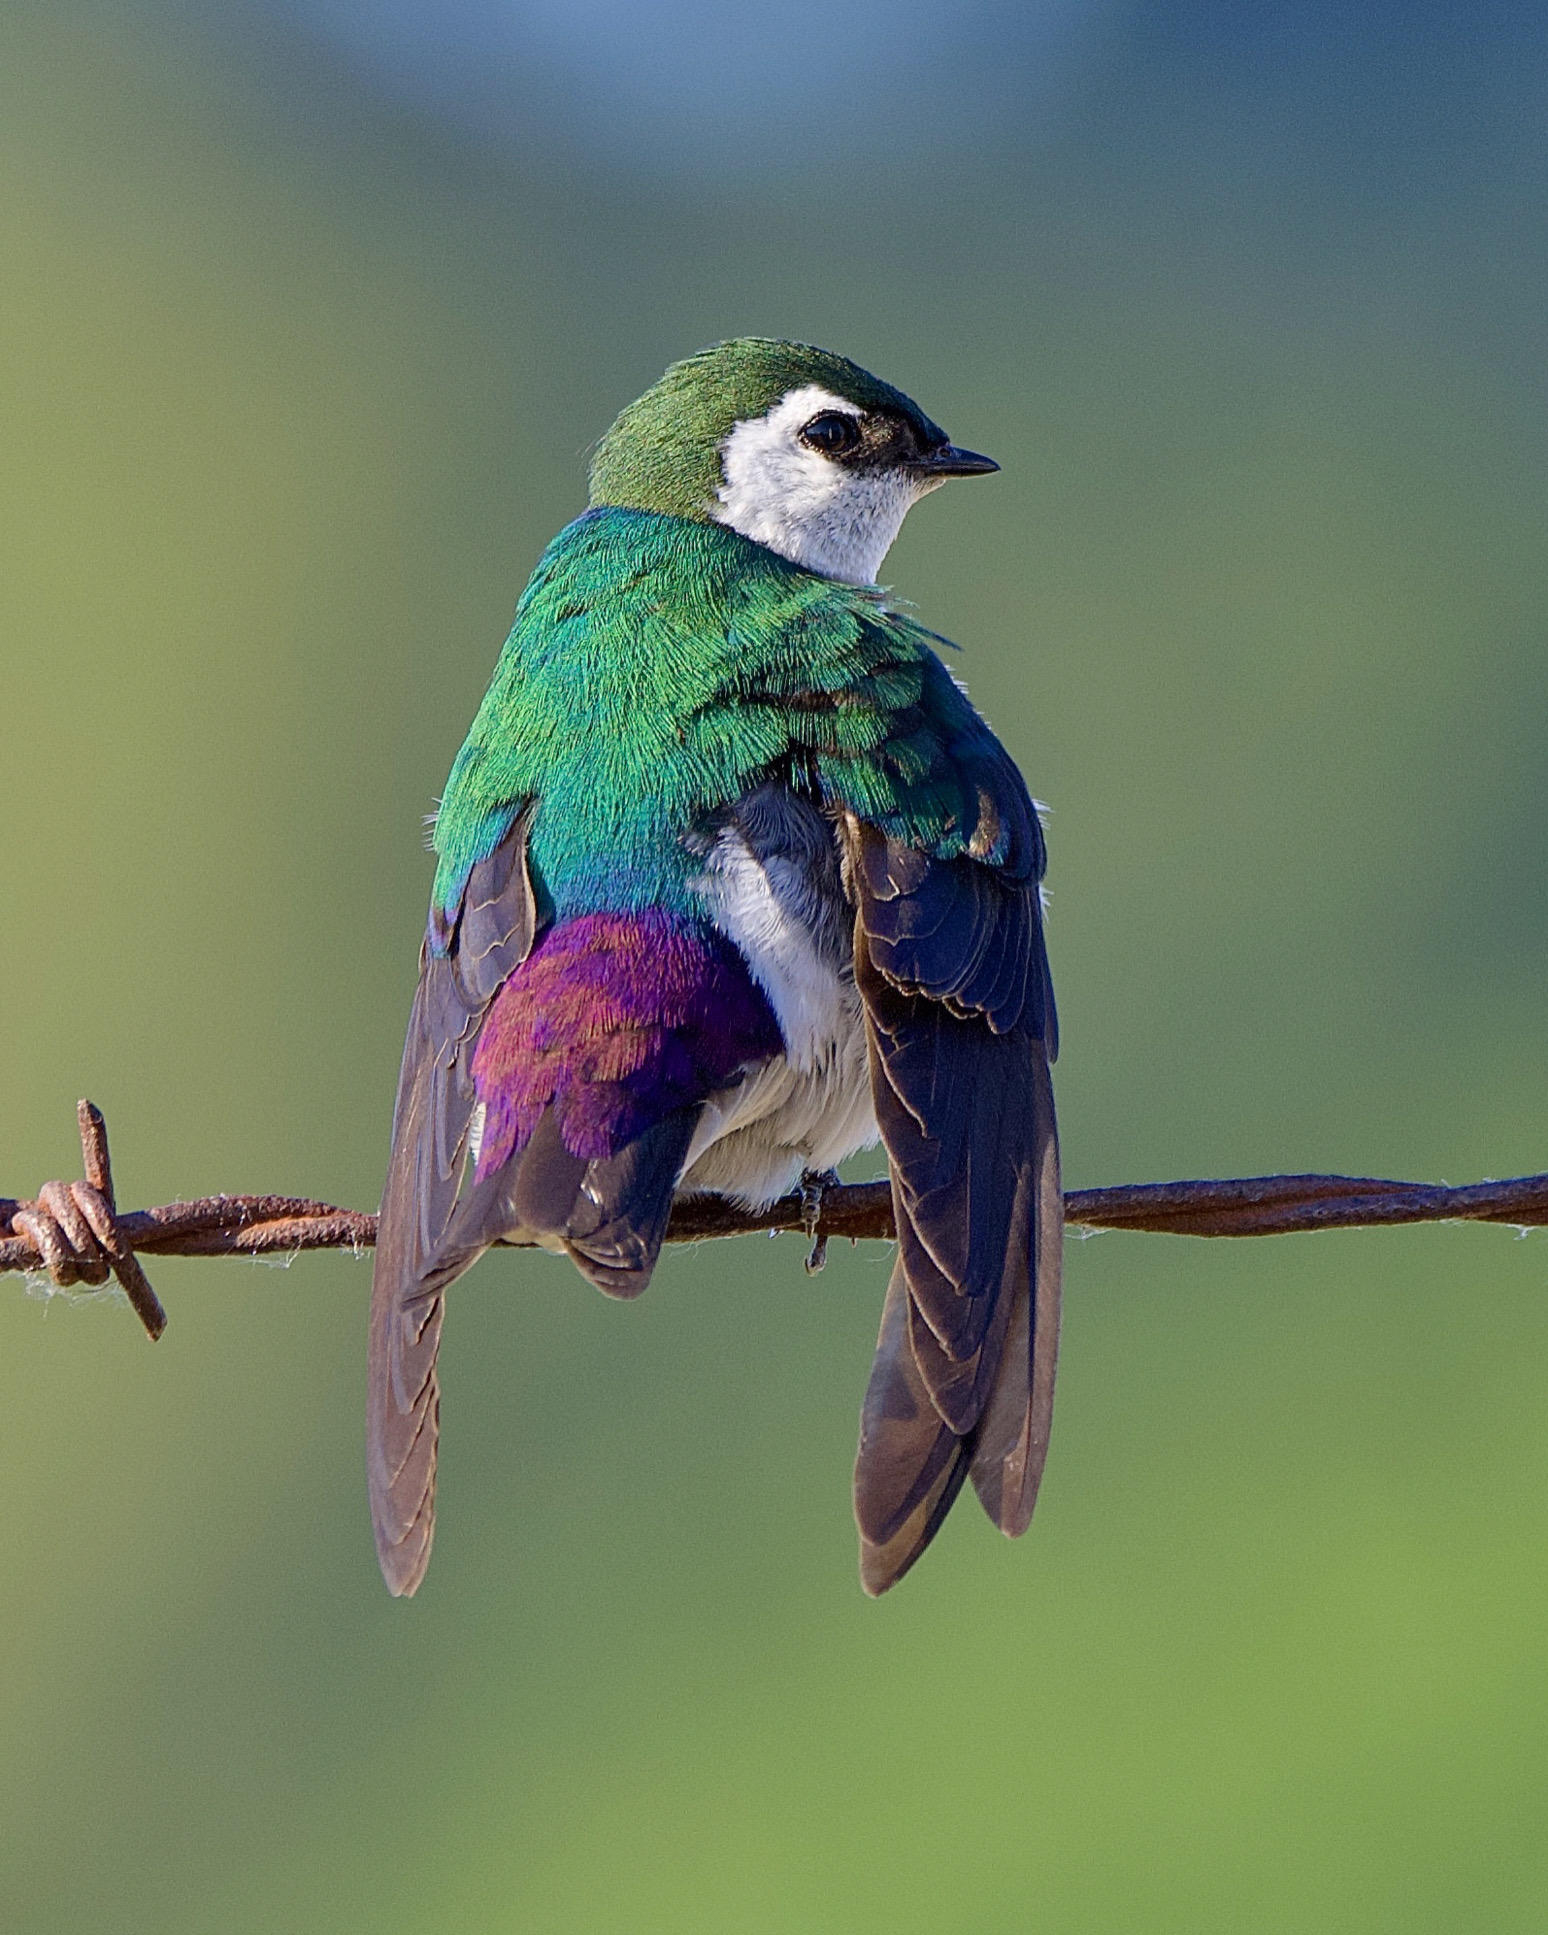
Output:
top-left (368, 338), bottom-right (1060, 1599)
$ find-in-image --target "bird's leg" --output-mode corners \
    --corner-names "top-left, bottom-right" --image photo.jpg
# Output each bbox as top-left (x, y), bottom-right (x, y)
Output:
top-left (799, 1168), bottom-right (841, 1276)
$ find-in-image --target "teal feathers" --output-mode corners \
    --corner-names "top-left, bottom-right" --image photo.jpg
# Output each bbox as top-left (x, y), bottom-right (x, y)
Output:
top-left (432, 507), bottom-right (1021, 931)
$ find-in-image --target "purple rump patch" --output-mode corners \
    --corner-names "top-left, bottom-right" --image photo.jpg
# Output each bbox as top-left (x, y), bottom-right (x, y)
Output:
top-left (470, 909), bottom-right (783, 1172)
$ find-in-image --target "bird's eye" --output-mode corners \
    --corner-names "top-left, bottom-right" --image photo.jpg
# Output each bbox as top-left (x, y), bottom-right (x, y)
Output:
top-left (799, 412), bottom-right (862, 457)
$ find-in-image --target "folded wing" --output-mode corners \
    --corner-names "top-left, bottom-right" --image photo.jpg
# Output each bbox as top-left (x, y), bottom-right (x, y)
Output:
top-left (367, 810), bottom-right (539, 1597)
top-left (849, 808), bottom-right (1061, 1596)
top-left (368, 817), bottom-right (785, 1598)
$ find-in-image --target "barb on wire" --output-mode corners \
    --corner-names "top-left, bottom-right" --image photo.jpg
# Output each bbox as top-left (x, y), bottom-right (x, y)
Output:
top-left (4, 1101), bottom-right (1547, 1338)
top-left (6, 1102), bottom-right (168, 1338)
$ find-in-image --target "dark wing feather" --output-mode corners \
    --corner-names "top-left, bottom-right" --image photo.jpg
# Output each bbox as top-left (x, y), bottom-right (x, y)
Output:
top-left (850, 818), bottom-right (1062, 1596)
top-left (967, 1048), bottom-right (1060, 1535)
top-left (369, 807), bottom-right (706, 1594)
top-left (368, 809), bottom-right (539, 1598)
top-left (855, 1261), bottom-right (974, 1595)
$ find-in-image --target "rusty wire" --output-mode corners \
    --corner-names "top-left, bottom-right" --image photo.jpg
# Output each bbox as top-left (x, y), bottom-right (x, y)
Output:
top-left (4, 1101), bottom-right (1546, 1341)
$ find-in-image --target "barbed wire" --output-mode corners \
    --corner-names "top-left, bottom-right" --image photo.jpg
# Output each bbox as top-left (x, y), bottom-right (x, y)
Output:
top-left (4, 1101), bottom-right (1545, 1340)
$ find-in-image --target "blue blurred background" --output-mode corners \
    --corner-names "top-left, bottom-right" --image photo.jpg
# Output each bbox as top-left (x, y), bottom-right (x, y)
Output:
top-left (5, 2), bottom-right (1548, 1927)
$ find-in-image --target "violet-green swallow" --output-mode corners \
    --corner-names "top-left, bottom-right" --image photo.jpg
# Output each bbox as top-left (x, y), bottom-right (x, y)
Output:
top-left (369, 339), bottom-right (1061, 1597)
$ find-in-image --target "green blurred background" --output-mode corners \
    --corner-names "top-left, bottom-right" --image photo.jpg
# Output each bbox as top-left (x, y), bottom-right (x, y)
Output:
top-left (5, 2), bottom-right (1548, 1927)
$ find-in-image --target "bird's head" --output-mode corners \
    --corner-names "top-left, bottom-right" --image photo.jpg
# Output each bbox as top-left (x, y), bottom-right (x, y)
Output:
top-left (588, 338), bottom-right (998, 586)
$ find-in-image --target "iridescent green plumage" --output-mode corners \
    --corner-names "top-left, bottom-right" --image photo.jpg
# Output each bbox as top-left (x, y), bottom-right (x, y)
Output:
top-left (433, 507), bottom-right (1024, 928)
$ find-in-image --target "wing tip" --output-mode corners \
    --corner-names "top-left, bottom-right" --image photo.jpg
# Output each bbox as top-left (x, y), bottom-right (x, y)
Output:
top-left (377, 1520), bottom-right (435, 1597)
top-left (857, 1447), bottom-right (971, 1596)
top-left (369, 1465), bottom-right (439, 1596)
top-left (370, 1436), bottom-right (438, 1597)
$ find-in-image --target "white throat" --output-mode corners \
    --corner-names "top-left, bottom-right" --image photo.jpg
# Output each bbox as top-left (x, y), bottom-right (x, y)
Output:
top-left (713, 385), bottom-right (921, 585)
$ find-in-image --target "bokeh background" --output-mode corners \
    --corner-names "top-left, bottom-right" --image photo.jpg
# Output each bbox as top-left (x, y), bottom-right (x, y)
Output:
top-left (5, 2), bottom-right (1548, 1928)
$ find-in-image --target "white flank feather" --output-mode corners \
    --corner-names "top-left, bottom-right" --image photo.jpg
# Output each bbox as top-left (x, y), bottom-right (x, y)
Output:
top-left (683, 826), bottom-right (877, 1207)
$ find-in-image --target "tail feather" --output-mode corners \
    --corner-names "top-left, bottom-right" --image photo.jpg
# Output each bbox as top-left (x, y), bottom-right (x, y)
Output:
top-left (562, 1112), bottom-right (698, 1296)
top-left (444, 1104), bottom-right (698, 1302)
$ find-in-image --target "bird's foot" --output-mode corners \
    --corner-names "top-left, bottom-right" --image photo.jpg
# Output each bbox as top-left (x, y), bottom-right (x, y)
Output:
top-left (8, 1102), bottom-right (166, 1338)
top-left (798, 1169), bottom-right (841, 1275)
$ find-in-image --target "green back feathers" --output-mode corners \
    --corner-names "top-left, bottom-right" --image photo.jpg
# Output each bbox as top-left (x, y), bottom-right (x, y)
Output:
top-left (432, 510), bottom-right (1022, 927)
top-left (588, 338), bottom-right (944, 521)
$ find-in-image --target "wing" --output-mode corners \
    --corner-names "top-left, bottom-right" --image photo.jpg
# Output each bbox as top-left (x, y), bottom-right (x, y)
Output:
top-left (367, 808), bottom-right (540, 1598)
top-left (368, 816), bottom-right (769, 1597)
top-left (848, 800), bottom-right (1062, 1596)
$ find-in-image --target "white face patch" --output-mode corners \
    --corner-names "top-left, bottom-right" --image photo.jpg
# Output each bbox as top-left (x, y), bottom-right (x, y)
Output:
top-left (713, 385), bottom-right (923, 585)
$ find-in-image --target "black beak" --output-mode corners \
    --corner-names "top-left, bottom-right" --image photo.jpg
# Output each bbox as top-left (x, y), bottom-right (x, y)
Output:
top-left (912, 444), bottom-right (1000, 479)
